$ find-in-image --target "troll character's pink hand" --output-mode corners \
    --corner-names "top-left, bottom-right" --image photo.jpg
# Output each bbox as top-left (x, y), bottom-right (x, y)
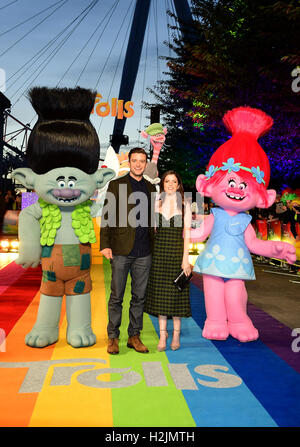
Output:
top-left (272, 241), bottom-right (296, 264)
top-left (245, 225), bottom-right (296, 264)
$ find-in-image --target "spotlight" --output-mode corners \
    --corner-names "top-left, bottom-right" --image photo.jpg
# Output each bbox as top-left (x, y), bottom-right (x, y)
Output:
top-left (0, 240), bottom-right (9, 249)
top-left (10, 240), bottom-right (19, 250)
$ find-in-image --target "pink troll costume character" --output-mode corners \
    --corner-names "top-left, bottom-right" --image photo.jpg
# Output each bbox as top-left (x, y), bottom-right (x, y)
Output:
top-left (192, 106), bottom-right (296, 342)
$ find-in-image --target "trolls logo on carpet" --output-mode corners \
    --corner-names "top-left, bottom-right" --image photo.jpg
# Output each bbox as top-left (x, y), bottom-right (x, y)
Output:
top-left (92, 93), bottom-right (134, 119)
top-left (0, 359), bottom-right (242, 393)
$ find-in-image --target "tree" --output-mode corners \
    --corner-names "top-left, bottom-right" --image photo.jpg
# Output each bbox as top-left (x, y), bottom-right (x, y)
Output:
top-left (144, 0), bottom-right (300, 190)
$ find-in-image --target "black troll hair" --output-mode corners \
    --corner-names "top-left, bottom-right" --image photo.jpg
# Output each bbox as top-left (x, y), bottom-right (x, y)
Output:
top-left (26, 86), bottom-right (100, 174)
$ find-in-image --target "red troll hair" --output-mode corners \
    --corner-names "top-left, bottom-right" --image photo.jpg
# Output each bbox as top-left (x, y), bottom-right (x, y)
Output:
top-left (207, 106), bottom-right (273, 188)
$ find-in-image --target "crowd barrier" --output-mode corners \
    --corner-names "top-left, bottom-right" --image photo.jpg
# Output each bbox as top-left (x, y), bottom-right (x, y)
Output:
top-left (253, 218), bottom-right (300, 264)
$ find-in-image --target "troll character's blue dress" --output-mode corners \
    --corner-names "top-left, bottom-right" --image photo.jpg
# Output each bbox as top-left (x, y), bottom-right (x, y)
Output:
top-left (193, 207), bottom-right (255, 280)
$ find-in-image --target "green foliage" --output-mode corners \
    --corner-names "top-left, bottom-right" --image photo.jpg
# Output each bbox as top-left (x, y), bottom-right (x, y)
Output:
top-left (144, 0), bottom-right (299, 190)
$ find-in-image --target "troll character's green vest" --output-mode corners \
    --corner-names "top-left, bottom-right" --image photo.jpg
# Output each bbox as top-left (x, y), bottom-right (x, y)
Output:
top-left (38, 198), bottom-right (96, 246)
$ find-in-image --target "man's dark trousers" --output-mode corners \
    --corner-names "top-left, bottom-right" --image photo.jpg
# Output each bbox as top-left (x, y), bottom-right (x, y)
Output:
top-left (107, 254), bottom-right (152, 339)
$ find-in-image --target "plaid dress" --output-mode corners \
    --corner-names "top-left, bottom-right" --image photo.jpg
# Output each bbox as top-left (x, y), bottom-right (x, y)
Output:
top-left (144, 212), bottom-right (191, 318)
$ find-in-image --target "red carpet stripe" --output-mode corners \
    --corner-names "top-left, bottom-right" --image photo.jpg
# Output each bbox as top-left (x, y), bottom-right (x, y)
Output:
top-left (0, 263), bottom-right (42, 336)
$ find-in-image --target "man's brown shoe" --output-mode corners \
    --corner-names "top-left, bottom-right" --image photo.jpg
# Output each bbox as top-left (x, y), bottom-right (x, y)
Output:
top-left (107, 338), bottom-right (119, 354)
top-left (127, 335), bottom-right (149, 353)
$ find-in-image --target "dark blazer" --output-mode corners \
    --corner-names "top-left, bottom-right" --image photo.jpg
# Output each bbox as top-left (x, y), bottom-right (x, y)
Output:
top-left (100, 173), bottom-right (156, 256)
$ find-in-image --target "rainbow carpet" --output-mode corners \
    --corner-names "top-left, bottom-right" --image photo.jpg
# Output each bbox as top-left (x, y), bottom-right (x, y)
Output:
top-left (0, 258), bottom-right (299, 427)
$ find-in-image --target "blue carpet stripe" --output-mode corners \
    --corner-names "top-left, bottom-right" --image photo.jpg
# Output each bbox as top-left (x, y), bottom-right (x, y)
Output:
top-left (149, 313), bottom-right (276, 427)
top-left (189, 283), bottom-right (300, 427)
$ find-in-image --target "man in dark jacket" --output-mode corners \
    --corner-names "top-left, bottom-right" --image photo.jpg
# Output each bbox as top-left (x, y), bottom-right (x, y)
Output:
top-left (100, 147), bottom-right (156, 354)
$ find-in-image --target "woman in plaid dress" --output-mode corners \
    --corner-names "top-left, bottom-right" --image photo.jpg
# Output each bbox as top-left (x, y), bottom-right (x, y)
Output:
top-left (144, 171), bottom-right (192, 351)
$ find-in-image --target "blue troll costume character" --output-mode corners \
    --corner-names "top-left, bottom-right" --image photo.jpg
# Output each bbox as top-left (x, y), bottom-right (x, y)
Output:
top-left (12, 87), bottom-right (114, 348)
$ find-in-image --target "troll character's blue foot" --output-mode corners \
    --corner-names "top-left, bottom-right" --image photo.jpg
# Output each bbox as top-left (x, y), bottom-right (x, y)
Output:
top-left (25, 294), bottom-right (62, 348)
top-left (66, 293), bottom-right (96, 348)
top-left (67, 327), bottom-right (96, 348)
top-left (25, 327), bottom-right (59, 348)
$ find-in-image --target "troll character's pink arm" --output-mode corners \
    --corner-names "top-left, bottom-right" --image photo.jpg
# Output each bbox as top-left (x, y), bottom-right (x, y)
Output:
top-left (190, 214), bottom-right (214, 242)
top-left (245, 223), bottom-right (296, 264)
top-left (150, 135), bottom-right (164, 163)
top-left (141, 128), bottom-right (167, 164)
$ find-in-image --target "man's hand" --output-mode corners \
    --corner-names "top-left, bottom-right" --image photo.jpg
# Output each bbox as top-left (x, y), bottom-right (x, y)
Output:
top-left (100, 248), bottom-right (113, 259)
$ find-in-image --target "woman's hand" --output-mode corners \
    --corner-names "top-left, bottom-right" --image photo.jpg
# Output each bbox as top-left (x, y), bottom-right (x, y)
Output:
top-left (181, 257), bottom-right (192, 276)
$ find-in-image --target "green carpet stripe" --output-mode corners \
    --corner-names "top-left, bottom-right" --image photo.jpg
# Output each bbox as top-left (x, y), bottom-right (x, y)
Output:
top-left (102, 258), bottom-right (196, 427)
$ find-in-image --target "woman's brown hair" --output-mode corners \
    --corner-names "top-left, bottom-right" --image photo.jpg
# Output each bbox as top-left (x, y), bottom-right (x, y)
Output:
top-left (160, 170), bottom-right (185, 212)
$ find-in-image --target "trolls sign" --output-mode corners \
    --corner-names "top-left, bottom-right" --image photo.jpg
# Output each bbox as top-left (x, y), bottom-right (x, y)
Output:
top-left (92, 93), bottom-right (134, 119)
